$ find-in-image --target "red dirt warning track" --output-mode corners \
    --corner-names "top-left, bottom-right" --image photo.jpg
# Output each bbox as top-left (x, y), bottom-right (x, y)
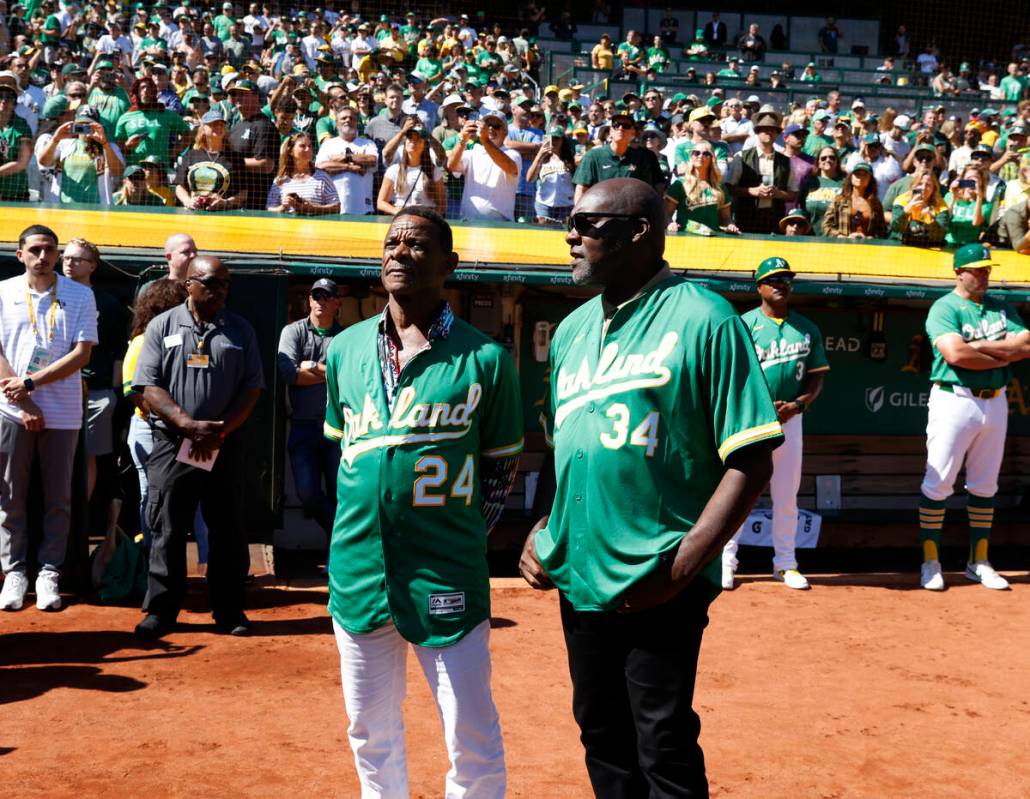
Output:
top-left (2, 572), bottom-right (1029, 798)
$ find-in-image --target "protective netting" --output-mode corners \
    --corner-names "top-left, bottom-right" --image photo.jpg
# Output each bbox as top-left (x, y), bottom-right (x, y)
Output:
top-left (2, 4), bottom-right (1030, 278)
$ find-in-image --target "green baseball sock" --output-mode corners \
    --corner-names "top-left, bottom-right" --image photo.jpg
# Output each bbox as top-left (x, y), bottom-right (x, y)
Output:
top-left (919, 495), bottom-right (947, 562)
top-left (967, 494), bottom-right (995, 564)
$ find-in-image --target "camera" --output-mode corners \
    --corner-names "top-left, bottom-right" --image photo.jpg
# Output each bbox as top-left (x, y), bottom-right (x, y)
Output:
top-left (72, 122), bottom-right (93, 135)
top-left (957, 179), bottom-right (977, 189)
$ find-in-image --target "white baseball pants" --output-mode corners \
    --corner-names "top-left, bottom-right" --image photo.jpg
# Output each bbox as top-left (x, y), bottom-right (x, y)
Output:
top-left (332, 618), bottom-right (506, 799)
top-left (920, 385), bottom-right (1008, 501)
top-left (724, 413), bottom-right (804, 573)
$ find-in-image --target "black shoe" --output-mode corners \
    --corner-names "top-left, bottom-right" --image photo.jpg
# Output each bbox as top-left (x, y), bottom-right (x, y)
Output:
top-left (215, 613), bottom-right (251, 636)
top-left (135, 614), bottom-right (172, 640)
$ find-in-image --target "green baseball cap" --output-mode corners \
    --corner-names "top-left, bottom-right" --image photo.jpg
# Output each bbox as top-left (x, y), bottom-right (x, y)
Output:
top-left (95, 59), bottom-right (116, 70)
top-left (778, 208), bottom-right (811, 233)
top-left (913, 143), bottom-right (936, 156)
top-left (754, 257), bottom-right (796, 283)
top-left (850, 161), bottom-right (873, 174)
top-left (547, 126), bottom-right (565, 138)
top-left (953, 243), bottom-right (998, 271)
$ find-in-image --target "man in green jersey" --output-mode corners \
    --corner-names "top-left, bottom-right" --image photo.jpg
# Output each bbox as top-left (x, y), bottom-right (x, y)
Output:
top-left (323, 207), bottom-right (522, 797)
top-left (520, 179), bottom-right (782, 796)
top-left (918, 244), bottom-right (1030, 591)
top-left (722, 257), bottom-right (829, 591)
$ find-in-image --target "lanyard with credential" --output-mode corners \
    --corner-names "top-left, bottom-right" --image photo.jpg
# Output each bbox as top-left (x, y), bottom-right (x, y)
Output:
top-left (26, 279), bottom-right (58, 344)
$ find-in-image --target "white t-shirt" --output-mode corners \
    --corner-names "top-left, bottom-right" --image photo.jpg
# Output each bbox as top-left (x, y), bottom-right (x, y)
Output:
top-left (96, 34), bottom-right (134, 59)
top-left (455, 144), bottom-right (522, 221)
top-left (315, 135), bottom-right (378, 215)
top-left (843, 152), bottom-right (903, 201)
top-left (242, 14), bottom-right (269, 46)
top-left (880, 131), bottom-right (912, 161)
top-left (534, 157), bottom-right (574, 208)
top-left (719, 117), bottom-right (753, 155)
top-left (0, 274), bottom-right (98, 430)
top-left (383, 163), bottom-right (442, 209)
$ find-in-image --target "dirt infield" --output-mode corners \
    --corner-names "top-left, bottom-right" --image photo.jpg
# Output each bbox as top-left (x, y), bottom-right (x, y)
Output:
top-left (3, 570), bottom-right (1029, 799)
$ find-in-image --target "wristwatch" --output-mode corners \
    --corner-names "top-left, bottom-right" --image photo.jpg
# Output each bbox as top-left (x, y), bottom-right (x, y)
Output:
top-left (22, 377), bottom-right (35, 393)
top-left (794, 399), bottom-right (806, 413)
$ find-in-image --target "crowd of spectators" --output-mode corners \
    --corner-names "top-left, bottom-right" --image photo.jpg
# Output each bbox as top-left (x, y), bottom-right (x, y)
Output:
top-left (2, 3), bottom-right (1030, 251)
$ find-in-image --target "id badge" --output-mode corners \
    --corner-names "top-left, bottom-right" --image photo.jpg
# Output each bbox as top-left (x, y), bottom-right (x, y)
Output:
top-left (186, 353), bottom-right (210, 368)
top-left (27, 343), bottom-right (51, 374)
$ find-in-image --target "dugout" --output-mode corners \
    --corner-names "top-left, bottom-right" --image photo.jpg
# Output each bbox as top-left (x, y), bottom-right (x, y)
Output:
top-left (3, 203), bottom-right (1030, 580)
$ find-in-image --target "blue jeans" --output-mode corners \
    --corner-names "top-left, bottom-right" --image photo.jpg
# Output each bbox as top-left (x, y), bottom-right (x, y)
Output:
top-left (287, 419), bottom-right (341, 537)
top-left (128, 414), bottom-right (209, 563)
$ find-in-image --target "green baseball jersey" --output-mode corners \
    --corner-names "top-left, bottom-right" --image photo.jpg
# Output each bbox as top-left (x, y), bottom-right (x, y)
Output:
top-left (926, 290), bottom-right (1027, 391)
top-left (740, 307), bottom-right (830, 403)
top-left (535, 269), bottom-right (783, 611)
top-left (114, 108), bottom-right (191, 167)
top-left (323, 316), bottom-right (524, 647)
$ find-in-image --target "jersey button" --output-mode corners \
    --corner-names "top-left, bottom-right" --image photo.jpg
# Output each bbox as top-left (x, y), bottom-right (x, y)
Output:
top-left (587, 404), bottom-right (595, 413)
top-left (574, 493), bottom-right (582, 502)
top-left (576, 449), bottom-right (584, 459)
top-left (384, 489), bottom-right (393, 502)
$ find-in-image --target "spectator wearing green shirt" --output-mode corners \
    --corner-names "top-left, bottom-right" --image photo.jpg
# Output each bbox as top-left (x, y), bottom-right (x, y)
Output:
top-left (87, 60), bottom-right (130, 141)
top-left (664, 140), bottom-right (738, 234)
top-left (212, 2), bottom-right (236, 40)
top-left (1000, 62), bottom-right (1028, 104)
top-left (800, 62), bottom-right (822, 82)
top-left (115, 78), bottom-right (191, 168)
top-left (572, 113), bottom-right (661, 204)
top-left (646, 35), bottom-right (670, 73)
top-left (717, 58), bottom-right (742, 79)
top-left (945, 166), bottom-right (990, 245)
top-left (415, 44), bottom-right (443, 83)
top-left (616, 30), bottom-right (643, 69)
top-left (803, 111), bottom-right (834, 157)
top-left (0, 76), bottom-right (31, 201)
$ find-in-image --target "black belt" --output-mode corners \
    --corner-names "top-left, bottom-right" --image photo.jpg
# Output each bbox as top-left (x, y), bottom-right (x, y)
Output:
top-left (936, 383), bottom-right (1000, 400)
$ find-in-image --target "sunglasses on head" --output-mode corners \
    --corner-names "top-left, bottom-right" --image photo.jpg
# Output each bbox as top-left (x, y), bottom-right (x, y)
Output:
top-left (567, 211), bottom-right (641, 237)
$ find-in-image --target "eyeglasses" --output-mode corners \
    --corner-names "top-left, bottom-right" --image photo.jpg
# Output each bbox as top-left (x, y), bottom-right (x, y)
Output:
top-left (611, 120), bottom-right (636, 130)
top-left (819, 155), bottom-right (838, 161)
top-left (690, 150), bottom-right (713, 159)
top-left (188, 274), bottom-right (229, 290)
top-left (310, 290), bottom-right (334, 301)
top-left (567, 211), bottom-right (641, 237)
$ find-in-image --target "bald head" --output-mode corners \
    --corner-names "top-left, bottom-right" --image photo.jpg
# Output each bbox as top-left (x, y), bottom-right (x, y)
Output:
top-left (187, 255), bottom-right (227, 279)
top-left (164, 233), bottom-right (198, 281)
top-left (185, 256), bottom-right (229, 318)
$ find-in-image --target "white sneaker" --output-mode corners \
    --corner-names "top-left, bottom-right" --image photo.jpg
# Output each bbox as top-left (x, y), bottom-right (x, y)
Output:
top-left (920, 560), bottom-right (945, 591)
top-left (35, 570), bottom-right (62, 611)
top-left (0, 572), bottom-right (29, 610)
top-left (721, 564), bottom-right (735, 590)
top-left (965, 561), bottom-right (1010, 590)
top-left (773, 569), bottom-right (810, 590)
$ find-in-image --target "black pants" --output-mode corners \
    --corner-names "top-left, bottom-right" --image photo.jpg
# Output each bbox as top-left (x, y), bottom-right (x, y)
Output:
top-left (561, 582), bottom-right (711, 799)
top-left (143, 429), bottom-right (248, 624)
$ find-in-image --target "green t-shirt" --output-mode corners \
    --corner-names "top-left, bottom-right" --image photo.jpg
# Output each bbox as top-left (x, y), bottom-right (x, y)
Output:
top-left (535, 271), bottom-right (783, 610)
top-left (475, 50), bottom-right (502, 74)
top-left (740, 307), bottom-right (830, 403)
top-left (415, 57), bottom-right (443, 82)
top-left (717, 67), bottom-right (740, 79)
top-left (665, 179), bottom-right (724, 229)
top-left (646, 46), bottom-right (670, 72)
top-left (41, 13), bottom-right (61, 44)
top-left (616, 42), bottom-right (641, 62)
top-left (139, 35), bottom-right (167, 52)
top-left (944, 197), bottom-right (991, 245)
top-left (322, 315), bottom-right (524, 647)
top-left (59, 139), bottom-right (102, 204)
top-left (802, 132), bottom-right (834, 158)
top-left (315, 114), bottom-right (338, 144)
top-left (1000, 74), bottom-right (1027, 103)
top-left (88, 87), bottom-right (131, 141)
top-left (925, 290), bottom-right (1027, 390)
top-left (115, 108), bottom-right (191, 167)
top-left (801, 175), bottom-right (843, 233)
top-left (213, 13), bottom-right (236, 41)
top-left (0, 117), bottom-right (32, 200)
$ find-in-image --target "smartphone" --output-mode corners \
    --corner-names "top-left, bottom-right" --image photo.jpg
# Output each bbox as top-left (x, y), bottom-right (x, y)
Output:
top-left (466, 111), bottom-right (479, 122)
top-left (957, 179), bottom-right (976, 189)
top-left (72, 123), bottom-right (93, 135)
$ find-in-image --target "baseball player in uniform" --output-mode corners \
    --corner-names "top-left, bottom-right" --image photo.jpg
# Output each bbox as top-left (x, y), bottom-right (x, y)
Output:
top-left (520, 180), bottom-right (782, 797)
top-left (919, 243), bottom-right (1030, 591)
top-left (722, 257), bottom-right (829, 590)
top-left (322, 207), bottom-right (523, 798)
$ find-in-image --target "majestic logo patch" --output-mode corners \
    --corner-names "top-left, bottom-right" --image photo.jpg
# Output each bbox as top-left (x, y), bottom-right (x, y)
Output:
top-left (428, 592), bottom-right (466, 615)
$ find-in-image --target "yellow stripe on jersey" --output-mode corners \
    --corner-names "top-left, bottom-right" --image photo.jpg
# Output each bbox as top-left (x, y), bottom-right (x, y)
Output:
top-left (341, 427), bottom-right (473, 466)
top-left (717, 421), bottom-right (783, 462)
top-left (324, 421), bottom-right (344, 441)
top-left (482, 439), bottom-right (525, 458)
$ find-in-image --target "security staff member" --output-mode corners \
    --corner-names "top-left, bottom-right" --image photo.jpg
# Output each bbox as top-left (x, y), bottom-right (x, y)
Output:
top-left (276, 278), bottom-right (343, 541)
top-left (132, 256), bottom-right (264, 638)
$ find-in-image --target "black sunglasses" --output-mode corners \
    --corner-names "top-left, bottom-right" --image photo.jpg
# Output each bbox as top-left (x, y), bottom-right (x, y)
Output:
top-left (567, 212), bottom-right (641, 237)
top-left (310, 290), bottom-right (334, 300)
top-left (611, 120), bottom-right (636, 130)
top-left (761, 274), bottom-right (794, 286)
top-left (189, 274), bottom-right (230, 290)
top-left (915, 154), bottom-right (934, 162)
